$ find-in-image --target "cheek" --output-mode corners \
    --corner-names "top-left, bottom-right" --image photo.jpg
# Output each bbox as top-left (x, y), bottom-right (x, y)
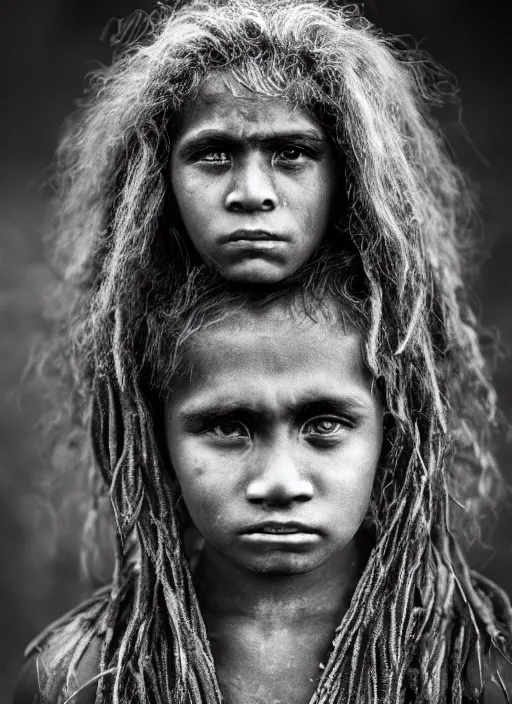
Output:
top-left (326, 474), bottom-right (374, 540)
top-left (183, 484), bottom-right (233, 543)
top-left (176, 183), bottom-right (204, 226)
top-left (172, 170), bottom-right (211, 231)
top-left (172, 443), bottom-right (204, 486)
top-left (341, 465), bottom-right (375, 506)
top-left (171, 447), bottom-right (232, 531)
top-left (177, 467), bottom-right (217, 532)
top-left (169, 441), bottom-right (203, 497)
top-left (327, 439), bottom-right (381, 522)
top-left (295, 174), bottom-right (335, 234)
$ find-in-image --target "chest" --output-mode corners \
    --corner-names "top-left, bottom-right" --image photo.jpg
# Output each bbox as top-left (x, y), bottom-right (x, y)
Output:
top-left (209, 621), bottom-right (328, 704)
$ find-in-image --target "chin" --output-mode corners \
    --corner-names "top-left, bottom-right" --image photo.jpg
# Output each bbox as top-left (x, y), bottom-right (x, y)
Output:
top-left (248, 555), bottom-right (321, 576)
top-left (220, 259), bottom-right (298, 284)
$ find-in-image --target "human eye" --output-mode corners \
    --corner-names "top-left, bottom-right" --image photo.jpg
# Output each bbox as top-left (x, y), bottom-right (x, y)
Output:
top-left (274, 145), bottom-right (308, 164)
top-left (301, 416), bottom-right (349, 444)
top-left (210, 420), bottom-right (250, 441)
top-left (198, 149), bottom-right (230, 165)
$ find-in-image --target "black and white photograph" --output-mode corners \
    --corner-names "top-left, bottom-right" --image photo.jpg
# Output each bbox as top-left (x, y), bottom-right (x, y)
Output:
top-left (1, 1), bottom-right (512, 702)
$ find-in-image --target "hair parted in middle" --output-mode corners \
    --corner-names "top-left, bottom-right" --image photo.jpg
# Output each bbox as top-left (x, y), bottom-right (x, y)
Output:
top-left (33, 0), bottom-right (512, 702)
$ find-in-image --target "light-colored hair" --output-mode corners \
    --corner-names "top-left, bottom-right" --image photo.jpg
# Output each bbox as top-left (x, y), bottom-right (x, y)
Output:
top-left (34, 1), bottom-right (511, 702)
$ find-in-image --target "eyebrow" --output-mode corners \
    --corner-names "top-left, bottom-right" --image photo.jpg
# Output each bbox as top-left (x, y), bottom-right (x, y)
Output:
top-left (179, 395), bottom-right (373, 428)
top-left (176, 128), bottom-right (327, 157)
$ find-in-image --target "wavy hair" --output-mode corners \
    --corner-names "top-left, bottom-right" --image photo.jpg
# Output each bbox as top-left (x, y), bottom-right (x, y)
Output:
top-left (33, 0), bottom-right (512, 702)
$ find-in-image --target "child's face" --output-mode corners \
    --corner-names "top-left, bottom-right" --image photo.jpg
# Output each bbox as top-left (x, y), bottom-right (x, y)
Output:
top-left (165, 305), bottom-right (384, 576)
top-left (170, 74), bottom-right (339, 283)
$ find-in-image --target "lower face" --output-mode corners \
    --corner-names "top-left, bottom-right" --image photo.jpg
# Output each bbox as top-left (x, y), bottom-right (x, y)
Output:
top-left (165, 306), bottom-right (384, 576)
top-left (170, 73), bottom-right (339, 283)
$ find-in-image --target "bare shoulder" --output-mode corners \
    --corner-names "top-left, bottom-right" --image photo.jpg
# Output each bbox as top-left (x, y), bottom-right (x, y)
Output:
top-left (484, 649), bottom-right (512, 704)
top-left (12, 578), bottom-right (135, 703)
top-left (465, 645), bottom-right (512, 704)
top-left (12, 586), bottom-right (113, 704)
top-left (13, 634), bottom-right (103, 704)
top-left (13, 653), bottom-right (41, 704)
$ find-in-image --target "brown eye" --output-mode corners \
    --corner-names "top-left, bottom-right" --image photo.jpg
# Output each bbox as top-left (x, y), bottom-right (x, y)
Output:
top-left (212, 421), bottom-right (249, 439)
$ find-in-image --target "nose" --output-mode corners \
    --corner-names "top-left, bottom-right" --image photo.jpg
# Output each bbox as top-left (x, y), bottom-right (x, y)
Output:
top-left (246, 443), bottom-right (314, 507)
top-left (225, 154), bottom-right (277, 213)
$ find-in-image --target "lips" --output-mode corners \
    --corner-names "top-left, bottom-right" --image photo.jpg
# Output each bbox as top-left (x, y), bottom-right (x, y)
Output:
top-left (220, 229), bottom-right (288, 244)
top-left (242, 521), bottom-right (319, 535)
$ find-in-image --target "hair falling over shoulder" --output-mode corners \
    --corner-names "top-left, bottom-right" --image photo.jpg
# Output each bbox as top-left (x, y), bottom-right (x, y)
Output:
top-left (33, 1), bottom-right (512, 701)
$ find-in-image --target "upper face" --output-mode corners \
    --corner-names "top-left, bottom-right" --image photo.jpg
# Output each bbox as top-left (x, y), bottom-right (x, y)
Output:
top-left (165, 304), bottom-right (384, 576)
top-left (170, 74), bottom-right (339, 283)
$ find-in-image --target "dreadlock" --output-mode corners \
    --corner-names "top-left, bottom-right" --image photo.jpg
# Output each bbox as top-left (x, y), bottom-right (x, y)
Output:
top-left (31, 0), bottom-right (511, 702)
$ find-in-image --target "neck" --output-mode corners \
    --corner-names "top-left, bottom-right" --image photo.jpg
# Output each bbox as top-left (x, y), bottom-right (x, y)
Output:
top-left (194, 532), bottom-right (370, 626)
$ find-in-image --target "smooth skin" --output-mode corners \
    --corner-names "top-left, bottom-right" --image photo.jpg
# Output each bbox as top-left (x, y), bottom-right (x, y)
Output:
top-left (165, 303), bottom-right (384, 703)
top-left (170, 73), bottom-right (339, 283)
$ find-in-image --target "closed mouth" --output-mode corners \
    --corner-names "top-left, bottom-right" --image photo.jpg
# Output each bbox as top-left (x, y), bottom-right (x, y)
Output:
top-left (220, 230), bottom-right (288, 244)
top-left (242, 521), bottom-right (319, 535)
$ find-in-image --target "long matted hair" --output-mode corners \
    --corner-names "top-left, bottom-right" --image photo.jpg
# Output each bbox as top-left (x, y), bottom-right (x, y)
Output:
top-left (32, 1), bottom-right (511, 702)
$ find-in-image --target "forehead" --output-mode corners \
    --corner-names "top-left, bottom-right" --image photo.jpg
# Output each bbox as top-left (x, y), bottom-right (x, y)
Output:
top-left (171, 305), bottom-right (375, 407)
top-left (175, 72), bottom-right (325, 139)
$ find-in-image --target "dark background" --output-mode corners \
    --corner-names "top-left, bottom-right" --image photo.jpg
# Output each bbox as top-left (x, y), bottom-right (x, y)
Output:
top-left (1, 1), bottom-right (511, 700)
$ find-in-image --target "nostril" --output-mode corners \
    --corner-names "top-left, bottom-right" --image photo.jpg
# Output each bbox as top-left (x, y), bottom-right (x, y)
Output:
top-left (246, 469), bottom-right (314, 505)
top-left (295, 494), bottom-right (311, 503)
top-left (227, 198), bottom-right (275, 213)
top-left (261, 498), bottom-right (293, 510)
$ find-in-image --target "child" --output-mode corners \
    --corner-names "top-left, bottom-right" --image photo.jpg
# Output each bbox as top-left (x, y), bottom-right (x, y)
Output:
top-left (15, 0), bottom-right (512, 702)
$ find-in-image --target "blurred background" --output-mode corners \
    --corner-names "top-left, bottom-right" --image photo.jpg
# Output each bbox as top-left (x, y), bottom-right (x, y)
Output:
top-left (0, 0), bottom-right (511, 700)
